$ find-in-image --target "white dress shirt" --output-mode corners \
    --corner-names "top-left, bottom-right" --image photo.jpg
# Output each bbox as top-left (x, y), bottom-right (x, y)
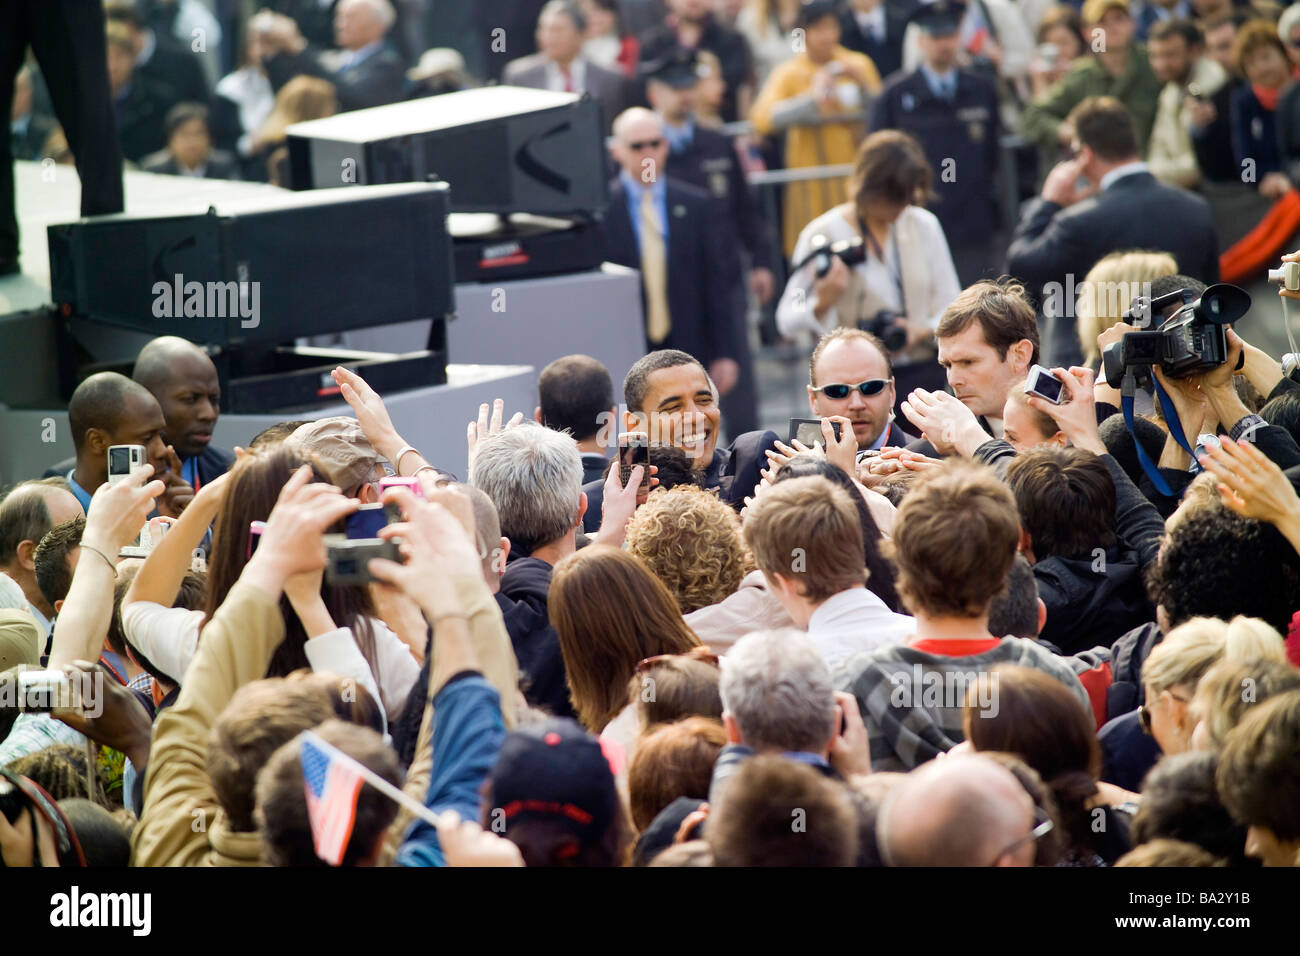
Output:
top-left (805, 587), bottom-right (915, 671)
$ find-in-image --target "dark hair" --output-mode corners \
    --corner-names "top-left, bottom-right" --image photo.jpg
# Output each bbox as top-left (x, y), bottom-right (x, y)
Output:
top-left (1132, 751), bottom-right (1254, 866)
top-left (256, 719), bottom-right (401, 866)
top-left (1260, 391), bottom-right (1300, 445)
top-left (796, 0), bottom-right (840, 29)
top-left (1006, 447), bottom-right (1117, 560)
top-left (623, 349), bottom-right (705, 414)
top-left (34, 516), bottom-right (85, 608)
top-left (707, 755), bottom-right (858, 866)
top-left (1037, 4), bottom-right (1085, 49)
top-left (248, 420), bottom-right (313, 451)
top-left (936, 278), bottom-right (1040, 366)
top-left (60, 798), bottom-right (132, 866)
top-left (539, 355), bottom-right (614, 443)
top-left (987, 554), bottom-right (1040, 639)
top-left (648, 442), bottom-right (704, 491)
top-left (1068, 96), bottom-right (1139, 162)
top-left (773, 457), bottom-right (903, 612)
top-left (541, 0), bottom-right (587, 33)
top-left (164, 101), bottom-right (210, 139)
top-left (7, 744), bottom-right (111, 807)
top-left (1149, 17), bottom-right (1204, 46)
top-left (102, 0), bottom-right (145, 29)
top-left (203, 445), bottom-right (380, 680)
top-left (0, 479), bottom-right (67, 566)
top-left (850, 129), bottom-right (936, 209)
top-left (1148, 507), bottom-right (1300, 633)
top-left (67, 372), bottom-right (156, 453)
top-left (963, 666), bottom-right (1102, 859)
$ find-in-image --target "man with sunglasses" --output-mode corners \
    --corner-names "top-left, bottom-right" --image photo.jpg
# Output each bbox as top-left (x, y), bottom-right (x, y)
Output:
top-left (808, 328), bottom-right (917, 452)
top-left (601, 107), bottom-right (740, 403)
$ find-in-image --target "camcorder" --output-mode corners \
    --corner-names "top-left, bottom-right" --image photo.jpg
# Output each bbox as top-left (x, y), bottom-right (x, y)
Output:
top-left (325, 502), bottom-right (403, 586)
top-left (801, 236), bottom-right (909, 351)
top-left (1101, 283), bottom-right (1251, 388)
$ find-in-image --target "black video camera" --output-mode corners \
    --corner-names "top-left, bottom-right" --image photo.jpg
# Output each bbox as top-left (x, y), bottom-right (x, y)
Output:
top-left (803, 236), bottom-right (909, 351)
top-left (1101, 284), bottom-right (1251, 388)
top-left (860, 309), bottom-right (908, 352)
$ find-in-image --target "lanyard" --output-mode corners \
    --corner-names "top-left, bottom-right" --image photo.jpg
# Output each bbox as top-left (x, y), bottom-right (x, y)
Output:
top-left (859, 215), bottom-right (907, 316)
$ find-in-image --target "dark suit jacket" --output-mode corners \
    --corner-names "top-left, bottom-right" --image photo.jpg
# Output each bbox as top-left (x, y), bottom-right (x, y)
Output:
top-left (580, 429), bottom-right (780, 533)
top-left (601, 176), bottom-right (739, 366)
top-left (838, 0), bottom-right (910, 81)
top-left (1192, 78), bottom-right (1239, 184)
top-left (668, 124), bottom-right (775, 286)
top-left (501, 54), bottom-right (627, 132)
top-left (113, 75), bottom-right (175, 163)
top-left (1231, 83), bottom-right (1281, 180)
top-left (10, 112), bottom-right (56, 161)
top-left (266, 42), bottom-right (407, 112)
top-left (869, 68), bottom-right (1001, 246)
top-left (141, 149), bottom-right (242, 180)
top-left (1005, 171), bottom-right (1219, 354)
top-left (138, 33), bottom-right (211, 108)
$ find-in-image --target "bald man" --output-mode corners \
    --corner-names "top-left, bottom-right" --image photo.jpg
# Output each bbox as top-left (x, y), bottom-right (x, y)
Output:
top-left (133, 336), bottom-right (234, 491)
top-left (42, 371), bottom-right (193, 517)
top-left (0, 479), bottom-right (84, 636)
top-left (601, 107), bottom-right (739, 404)
top-left (877, 754), bottom-right (1042, 866)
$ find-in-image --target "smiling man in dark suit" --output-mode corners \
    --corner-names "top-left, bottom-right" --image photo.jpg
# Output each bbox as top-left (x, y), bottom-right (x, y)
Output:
top-left (601, 106), bottom-right (740, 403)
top-left (1005, 96), bottom-right (1219, 367)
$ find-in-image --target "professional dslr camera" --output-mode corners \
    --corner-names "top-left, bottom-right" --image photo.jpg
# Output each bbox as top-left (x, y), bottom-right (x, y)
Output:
top-left (802, 236), bottom-right (908, 351)
top-left (1101, 283), bottom-right (1250, 388)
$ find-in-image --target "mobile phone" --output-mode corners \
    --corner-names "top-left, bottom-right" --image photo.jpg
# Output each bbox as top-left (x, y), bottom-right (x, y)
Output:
top-left (379, 475), bottom-right (424, 498)
top-left (788, 418), bottom-right (841, 446)
top-left (107, 444), bottom-right (146, 485)
top-left (346, 502), bottom-right (392, 540)
top-left (1024, 365), bottom-right (1067, 405)
top-left (247, 520), bottom-right (267, 559)
top-left (619, 432), bottom-right (650, 489)
top-left (16, 670), bottom-right (74, 714)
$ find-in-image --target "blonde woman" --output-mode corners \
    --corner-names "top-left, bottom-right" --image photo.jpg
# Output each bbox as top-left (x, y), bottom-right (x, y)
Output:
top-left (249, 76), bottom-right (338, 184)
top-left (1075, 249), bottom-right (1176, 367)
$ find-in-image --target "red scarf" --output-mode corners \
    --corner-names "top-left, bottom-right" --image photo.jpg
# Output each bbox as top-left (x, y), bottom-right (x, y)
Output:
top-left (1254, 83), bottom-right (1283, 112)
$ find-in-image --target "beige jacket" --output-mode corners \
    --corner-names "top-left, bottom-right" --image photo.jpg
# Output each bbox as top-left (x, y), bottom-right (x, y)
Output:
top-left (1148, 57), bottom-right (1227, 189)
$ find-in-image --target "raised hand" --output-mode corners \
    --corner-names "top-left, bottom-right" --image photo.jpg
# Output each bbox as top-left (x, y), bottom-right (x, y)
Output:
top-left (467, 399), bottom-right (524, 466)
top-left (83, 464), bottom-right (165, 555)
top-left (156, 446), bottom-right (196, 517)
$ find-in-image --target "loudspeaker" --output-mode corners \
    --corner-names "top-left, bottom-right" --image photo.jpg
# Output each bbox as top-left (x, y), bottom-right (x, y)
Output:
top-left (47, 182), bottom-right (454, 347)
top-left (285, 87), bottom-right (609, 217)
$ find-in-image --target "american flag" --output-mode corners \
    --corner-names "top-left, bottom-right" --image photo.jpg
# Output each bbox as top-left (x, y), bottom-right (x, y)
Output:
top-left (301, 732), bottom-right (365, 866)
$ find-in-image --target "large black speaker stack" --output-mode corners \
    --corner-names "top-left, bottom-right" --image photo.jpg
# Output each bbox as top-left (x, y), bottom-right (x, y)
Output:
top-left (47, 182), bottom-right (453, 412)
top-left (286, 86), bottom-right (609, 282)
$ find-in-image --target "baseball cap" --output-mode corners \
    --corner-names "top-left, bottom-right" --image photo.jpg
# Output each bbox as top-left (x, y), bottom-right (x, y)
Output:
top-left (643, 47), bottom-right (701, 89)
top-left (284, 417), bottom-right (381, 492)
top-left (908, 0), bottom-right (966, 36)
top-left (487, 717), bottom-right (620, 854)
top-left (0, 608), bottom-right (41, 671)
top-left (1082, 0), bottom-right (1129, 25)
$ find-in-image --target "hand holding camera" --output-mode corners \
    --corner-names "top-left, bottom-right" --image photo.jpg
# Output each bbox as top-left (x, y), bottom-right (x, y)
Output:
top-left (1023, 367), bottom-right (1106, 456)
top-left (84, 462), bottom-right (165, 558)
top-left (52, 661), bottom-right (153, 772)
top-left (244, 465), bottom-right (358, 600)
top-left (368, 486), bottom-right (480, 622)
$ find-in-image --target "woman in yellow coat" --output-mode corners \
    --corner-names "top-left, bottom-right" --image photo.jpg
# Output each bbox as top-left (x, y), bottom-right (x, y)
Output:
top-left (750, 0), bottom-right (881, 257)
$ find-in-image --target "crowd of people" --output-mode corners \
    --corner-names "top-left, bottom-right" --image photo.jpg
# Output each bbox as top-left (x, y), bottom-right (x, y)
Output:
top-left (4, 0), bottom-right (1300, 870)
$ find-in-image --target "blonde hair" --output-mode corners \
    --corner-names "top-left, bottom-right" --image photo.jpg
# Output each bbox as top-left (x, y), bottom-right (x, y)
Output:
top-left (1191, 656), bottom-right (1300, 749)
top-left (256, 76), bottom-right (338, 147)
top-left (1163, 471), bottom-right (1223, 535)
top-left (1075, 250), bottom-right (1177, 364)
top-left (1144, 615), bottom-right (1286, 695)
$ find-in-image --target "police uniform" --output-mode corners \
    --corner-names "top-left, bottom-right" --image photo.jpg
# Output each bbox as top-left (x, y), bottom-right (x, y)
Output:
top-left (868, 2), bottom-right (1001, 285)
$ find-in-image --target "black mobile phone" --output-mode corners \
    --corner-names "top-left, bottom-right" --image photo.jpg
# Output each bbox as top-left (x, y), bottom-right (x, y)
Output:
top-left (619, 432), bottom-right (650, 489)
top-left (788, 418), bottom-right (841, 445)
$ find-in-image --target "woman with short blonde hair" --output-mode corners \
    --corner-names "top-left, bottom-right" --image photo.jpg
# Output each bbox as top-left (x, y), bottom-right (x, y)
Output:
top-left (1076, 249), bottom-right (1176, 365)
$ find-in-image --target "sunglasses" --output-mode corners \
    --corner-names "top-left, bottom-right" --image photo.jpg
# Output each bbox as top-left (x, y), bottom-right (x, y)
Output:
top-left (810, 380), bottom-right (890, 400)
top-left (993, 805), bottom-right (1054, 863)
top-left (636, 649), bottom-right (720, 673)
top-left (1138, 690), bottom-right (1191, 735)
top-left (628, 138), bottom-right (663, 150)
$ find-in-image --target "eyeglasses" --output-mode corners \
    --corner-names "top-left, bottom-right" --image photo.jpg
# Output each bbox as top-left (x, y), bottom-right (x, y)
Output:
top-left (628, 138), bottom-right (663, 150)
top-left (1138, 690), bottom-right (1191, 736)
top-left (636, 649), bottom-right (720, 673)
top-left (810, 380), bottom-right (890, 400)
top-left (993, 805), bottom-right (1054, 864)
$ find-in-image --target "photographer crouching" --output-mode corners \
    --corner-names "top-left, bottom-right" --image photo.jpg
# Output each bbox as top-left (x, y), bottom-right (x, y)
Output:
top-left (775, 130), bottom-right (961, 415)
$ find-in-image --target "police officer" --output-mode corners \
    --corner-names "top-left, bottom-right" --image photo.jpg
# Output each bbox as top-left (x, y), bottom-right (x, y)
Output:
top-left (644, 48), bottom-right (776, 436)
top-left (868, 0), bottom-right (1001, 285)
